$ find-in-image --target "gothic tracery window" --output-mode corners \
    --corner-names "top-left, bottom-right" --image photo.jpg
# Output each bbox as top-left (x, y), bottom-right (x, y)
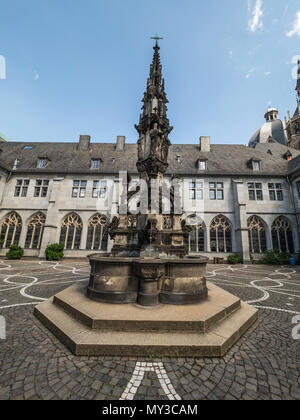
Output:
top-left (86, 214), bottom-right (108, 251)
top-left (59, 213), bottom-right (83, 250)
top-left (189, 222), bottom-right (205, 253)
top-left (0, 212), bottom-right (22, 248)
top-left (248, 216), bottom-right (267, 254)
top-left (210, 215), bottom-right (232, 253)
top-left (25, 212), bottom-right (46, 249)
top-left (271, 217), bottom-right (294, 253)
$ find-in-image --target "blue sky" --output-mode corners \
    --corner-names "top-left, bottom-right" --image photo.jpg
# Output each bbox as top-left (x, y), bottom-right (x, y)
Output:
top-left (0, 0), bottom-right (299, 145)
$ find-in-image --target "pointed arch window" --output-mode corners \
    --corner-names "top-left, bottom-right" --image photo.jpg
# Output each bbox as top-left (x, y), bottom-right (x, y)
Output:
top-left (25, 213), bottom-right (46, 249)
top-left (210, 216), bottom-right (232, 253)
top-left (59, 213), bottom-right (83, 250)
top-left (271, 217), bottom-right (294, 253)
top-left (86, 214), bottom-right (109, 251)
top-left (248, 216), bottom-right (267, 254)
top-left (0, 212), bottom-right (22, 248)
top-left (189, 219), bottom-right (205, 253)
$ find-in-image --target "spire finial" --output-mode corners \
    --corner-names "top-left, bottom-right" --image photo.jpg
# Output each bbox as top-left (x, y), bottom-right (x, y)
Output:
top-left (151, 34), bottom-right (164, 47)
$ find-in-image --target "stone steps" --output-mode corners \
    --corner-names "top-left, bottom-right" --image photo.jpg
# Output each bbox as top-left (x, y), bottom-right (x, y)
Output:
top-left (52, 282), bottom-right (241, 333)
top-left (34, 282), bottom-right (258, 357)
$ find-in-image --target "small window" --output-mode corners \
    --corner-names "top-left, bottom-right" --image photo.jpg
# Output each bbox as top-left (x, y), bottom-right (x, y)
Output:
top-left (189, 181), bottom-right (203, 200)
top-left (72, 180), bottom-right (87, 198)
top-left (92, 181), bottom-right (99, 198)
top-left (268, 183), bottom-right (283, 201)
top-left (34, 180), bottom-right (49, 198)
top-left (92, 180), bottom-right (107, 198)
top-left (176, 155), bottom-right (181, 163)
top-left (210, 182), bottom-right (224, 200)
top-left (198, 160), bottom-right (207, 171)
top-left (100, 181), bottom-right (107, 198)
top-left (248, 183), bottom-right (263, 201)
top-left (37, 158), bottom-right (48, 168)
top-left (252, 160), bottom-right (261, 171)
top-left (14, 179), bottom-right (30, 197)
top-left (91, 159), bottom-right (100, 169)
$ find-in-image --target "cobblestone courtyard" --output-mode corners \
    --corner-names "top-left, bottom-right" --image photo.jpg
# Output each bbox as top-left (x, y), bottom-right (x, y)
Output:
top-left (0, 259), bottom-right (299, 400)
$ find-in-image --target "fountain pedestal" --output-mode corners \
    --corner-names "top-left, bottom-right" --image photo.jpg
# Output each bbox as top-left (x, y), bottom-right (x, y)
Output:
top-left (87, 255), bottom-right (208, 306)
top-left (135, 261), bottom-right (165, 306)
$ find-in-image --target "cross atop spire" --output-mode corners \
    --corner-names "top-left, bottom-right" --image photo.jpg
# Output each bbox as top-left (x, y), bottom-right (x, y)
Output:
top-left (151, 34), bottom-right (164, 47)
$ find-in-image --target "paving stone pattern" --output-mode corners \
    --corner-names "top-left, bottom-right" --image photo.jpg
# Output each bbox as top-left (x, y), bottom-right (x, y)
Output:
top-left (0, 260), bottom-right (299, 400)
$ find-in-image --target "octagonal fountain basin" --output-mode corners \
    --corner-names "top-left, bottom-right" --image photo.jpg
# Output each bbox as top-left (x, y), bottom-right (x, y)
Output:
top-left (87, 254), bottom-right (209, 306)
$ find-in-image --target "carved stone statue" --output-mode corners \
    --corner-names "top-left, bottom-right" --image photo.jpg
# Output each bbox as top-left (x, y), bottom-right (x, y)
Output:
top-left (137, 134), bottom-right (146, 161)
top-left (108, 216), bottom-right (120, 239)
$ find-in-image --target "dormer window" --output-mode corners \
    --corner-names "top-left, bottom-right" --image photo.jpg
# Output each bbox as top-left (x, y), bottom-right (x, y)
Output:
top-left (252, 160), bottom-right (261, 171)
top-left (91, 159), bottom-right (100, 169)
top-left (248, 158), bottom-right (261, 171)
top-left (198, 159), bottom-right (207, 171)
top-left (37, 158), bottom-right (48, 168)
top-left (283, 151), bottom-right (292, 161)
top-left (176, 155), bottom-right (181, 163)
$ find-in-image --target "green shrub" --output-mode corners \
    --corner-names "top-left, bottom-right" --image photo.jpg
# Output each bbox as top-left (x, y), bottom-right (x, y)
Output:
top-left (227, 253), bottom-right (242, 265)
top-left (6, 244), bottom-right (24, 260)
top-left (184, 244), bottom-right (189, 255)
top-left (45, 243), bottom-right (64, 261)
top-left (260, 250), bottom-right (291, 265)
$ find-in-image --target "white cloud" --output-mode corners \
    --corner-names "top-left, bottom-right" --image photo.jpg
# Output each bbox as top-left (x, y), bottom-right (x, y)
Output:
top-left (286, 10), bottom-right (300, 38)
top-left (229, 50), bottom-right (233, 58)
top-left (264, 71), bottom-right (271, 76)
top-left (248, 0), bottom-right (264, 32)
top-left (246, 68), bottom-right (255, 79)
top-left (34, 70), bottom-right (39, 81)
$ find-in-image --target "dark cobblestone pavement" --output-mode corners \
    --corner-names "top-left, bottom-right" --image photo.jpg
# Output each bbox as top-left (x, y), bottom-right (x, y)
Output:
top-left (0, 260), bottom-right (299, 400)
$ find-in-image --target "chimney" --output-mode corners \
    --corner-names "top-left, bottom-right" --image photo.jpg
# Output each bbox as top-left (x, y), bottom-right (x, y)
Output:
top-left (78, 135), bottom-right (91, 151)
top-left (116, 136), bottom-right (125, 151)
top-left (200, 136), bottom-right (211, 152)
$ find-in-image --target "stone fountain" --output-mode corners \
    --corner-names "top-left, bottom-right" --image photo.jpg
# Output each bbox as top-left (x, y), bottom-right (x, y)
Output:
top-left (87, 40), bottom-right (208, 307)
top-left (34, 40), bottom-right (258, 357)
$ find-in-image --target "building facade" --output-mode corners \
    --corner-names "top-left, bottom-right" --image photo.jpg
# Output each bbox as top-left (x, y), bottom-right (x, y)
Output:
top-left (0, 46), bottom-right (300, 261)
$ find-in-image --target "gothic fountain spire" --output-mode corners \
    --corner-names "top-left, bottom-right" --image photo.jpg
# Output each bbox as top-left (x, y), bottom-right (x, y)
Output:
top-left (135, 36), bottom-right (173, 178)
top-left (296, 59), bottom-right (300, 102)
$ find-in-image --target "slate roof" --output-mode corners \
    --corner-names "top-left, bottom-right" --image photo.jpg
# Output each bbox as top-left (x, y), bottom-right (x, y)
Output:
top-left (255, 142), bottom-right (300, 159)
top-left (288, 154), bottom-right (300, 175)
top-left (0, 140), bottom-right (299, 177)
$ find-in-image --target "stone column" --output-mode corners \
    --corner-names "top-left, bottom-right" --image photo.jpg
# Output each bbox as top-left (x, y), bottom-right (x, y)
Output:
top-left (39, 178), bottom-right (64, 258)
top-left (80, 221), bottom-right (88, 251)
top-left (232, 179), bottom-right (250, 262)
top-left (265, 225), bottom-right (273, 250)
top-left (19, 223), bottom-right (27, 249)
